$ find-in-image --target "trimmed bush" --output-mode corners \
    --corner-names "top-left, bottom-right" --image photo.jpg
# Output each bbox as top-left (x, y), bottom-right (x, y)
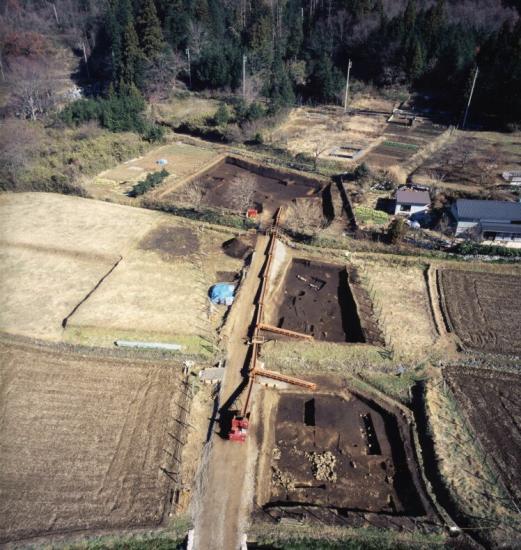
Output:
top-left (452, 241), bottom-right (521, 258)
top-left (128, 169), bottom-right (169, 197)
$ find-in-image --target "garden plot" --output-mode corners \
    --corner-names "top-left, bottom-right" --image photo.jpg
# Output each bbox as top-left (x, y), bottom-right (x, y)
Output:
top-left (270, 106), bottom-right (388, 163)
top-left (0, 193), bottom-right (243, 352)
top-left (411, 131), bottom-right (521, 197)
top-left (256, 391), bottom-right (429, 518)
top-left (443, 367), bottom-right (521, 504)
top-left (89, 141), bottom-right (218, 201)
top-left (163, 156), bottom-right (324, 221)
top-left (264, 258), bottom-right (382, 344)
top-left (438, 269), bottom-right (521, 355)
top-left (0, 337), bottom-right (185, 544)
top-left (364, 120), bottom-right (446, 171)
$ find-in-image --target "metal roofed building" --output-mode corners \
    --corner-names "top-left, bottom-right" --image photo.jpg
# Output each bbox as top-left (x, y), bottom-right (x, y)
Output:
top-left (394, 189), bottom-right (431, 215)
top-left (452, 199), bottom-right (521, 242)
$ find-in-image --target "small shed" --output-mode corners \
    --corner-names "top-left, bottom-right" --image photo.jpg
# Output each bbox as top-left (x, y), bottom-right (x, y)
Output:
top-left (394, 189), bottom-right (430, 216)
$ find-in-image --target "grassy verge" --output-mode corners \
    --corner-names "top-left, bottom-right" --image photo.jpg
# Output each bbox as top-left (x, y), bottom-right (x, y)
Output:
top-left (61, 516), bottom-right (191, 549)
top-left (354, 206), bottom-right (391, 225)
top-left (425, 378), bottom-right (521, 545)
top-left (250, 522), bottom-right (445, 549)
top-left (63, 326), bottom-right (218, 360)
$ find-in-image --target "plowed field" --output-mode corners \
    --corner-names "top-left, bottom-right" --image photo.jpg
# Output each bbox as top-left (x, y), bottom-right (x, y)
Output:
top-left (438, 269), bottom-right (521, 355)
top-left (444, 367), bottom-right (521, 504)
top-left (0, 337), bottom-right (184, 544)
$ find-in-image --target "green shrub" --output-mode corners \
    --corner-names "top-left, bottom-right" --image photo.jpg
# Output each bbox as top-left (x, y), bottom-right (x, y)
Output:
top-left (452, 241), bottom-right (521, 258)
top-left (213, 103), bottom-right (231, 126)
top-left (60, 86), bottom-right (164, 142)
top-left (128, 169), bottom-right (169, 197)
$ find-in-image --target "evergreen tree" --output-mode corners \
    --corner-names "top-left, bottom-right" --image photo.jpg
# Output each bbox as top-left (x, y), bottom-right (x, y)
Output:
top-left (306, 55), bottom-right (343, 103)
top-left (403, 0), bottom-right (417, 36)
top-left (136, 0), bottom-right (164, 59)
top-left (120, 20), bottom-right (142, 87)
top-left (408, 38), bottom-right (425, 80)
top-left (267, 50), bottom-right (295, 110)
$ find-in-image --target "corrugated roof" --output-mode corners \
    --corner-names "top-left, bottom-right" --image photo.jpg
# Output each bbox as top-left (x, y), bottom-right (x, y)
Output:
top-left (481, 222), bottom-right (521, 235)
top-left (396, 189), bottom-right (430, 205)
top-left (455, 199), bottom-right (521, 221)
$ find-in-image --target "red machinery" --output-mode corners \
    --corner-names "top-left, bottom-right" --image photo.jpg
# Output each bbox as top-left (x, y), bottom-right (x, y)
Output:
top-left (228, 367), bottom-right (316, 442)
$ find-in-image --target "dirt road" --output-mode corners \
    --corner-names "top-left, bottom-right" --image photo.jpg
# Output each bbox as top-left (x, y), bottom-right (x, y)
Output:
top-left (192, 235), bottom-right (269, 550)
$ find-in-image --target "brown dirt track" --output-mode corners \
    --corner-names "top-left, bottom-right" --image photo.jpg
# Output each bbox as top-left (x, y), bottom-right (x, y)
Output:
top-left (444, 367), bottom-right (521, 505)
top-left (438, 269), bottom-right (521, 355)
top-left (0, 336), bottom-right (185, 544)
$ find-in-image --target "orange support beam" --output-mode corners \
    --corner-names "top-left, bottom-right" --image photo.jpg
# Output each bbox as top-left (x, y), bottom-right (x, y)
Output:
top-left (252, 367), bottom-right (316, 391)
top-left (258, 322), bottom-right (313, 340)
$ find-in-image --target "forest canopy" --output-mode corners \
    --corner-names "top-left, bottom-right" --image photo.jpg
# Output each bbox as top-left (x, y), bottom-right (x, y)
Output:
top-left (0, 0), bottom-right (520, 125)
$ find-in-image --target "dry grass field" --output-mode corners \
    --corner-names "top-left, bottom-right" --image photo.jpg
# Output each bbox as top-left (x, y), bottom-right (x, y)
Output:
top-left (0, 193), bottom-right (243, 354)
top-left (87, 141), bottom-right (218, 202)
top-left (411, 130), bottom-right (521, 196)
top-left (425, 376), bottom-right (521, 546)
top-left (353, 258), bottom-right (438, 361)
top-left (0, 336), bottom-right (184, 544)
top-left (269, 106), bottom-right (388, 163)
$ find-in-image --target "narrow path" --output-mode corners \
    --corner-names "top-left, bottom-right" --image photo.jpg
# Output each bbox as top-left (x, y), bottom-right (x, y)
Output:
top-left (192, 235), bottom-right (269, 550)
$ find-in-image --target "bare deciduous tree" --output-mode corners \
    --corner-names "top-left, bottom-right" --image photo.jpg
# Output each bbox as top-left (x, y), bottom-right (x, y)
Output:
top-left (188, 20), bottom-right (207, 58)
top-left (8, 57), bottom-right (58, 120)
top-left (144, 49), bottom-right (186, 101)
top-left (226, 173), bottom-right (256, 213)
top-left (0, 117), bottom-right (42, 184)
top-left (312, 141), bottom-right (328, 171)
top-left (181, 180), bottom-right (205, 209)
top-left (285, 199), bottom-right (326, 237)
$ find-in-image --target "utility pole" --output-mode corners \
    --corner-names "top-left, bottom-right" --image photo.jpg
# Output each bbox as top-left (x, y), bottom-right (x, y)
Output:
top-left (82, 41), bottom-right (90, 80)
top-left (0, 54), bottom-right (5, 82)
top-left (462, 66), bottom-right (479, 130)
top-left (343, 58), bottom-right (352, 113)
top-left (51, 2), bottom-right (59, 24)
top-left (242, 54), bottom-right (247, 100)
top-left (186, 48), bottom-right (191, 89)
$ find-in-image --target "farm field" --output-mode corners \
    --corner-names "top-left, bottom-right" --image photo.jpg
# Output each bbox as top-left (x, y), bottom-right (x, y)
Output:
top-left (363, 119), bottom-right (447, 174)
top-left (87, 141), bottom-right (218, 202)
top-left (411, 130), bottom-right (521, 197)
top-left (269, 106), bottom-right (388, 163)
top-left (0, 193), bottom-right (243, 353)
top-left (255, 388), bottom-right (433, 527)
top-left (444, 367), bottom-right (521, 504)
top-left (0, 336), bottom-right (185, 544)
top-left (438, 269), bottom-right (521, 355)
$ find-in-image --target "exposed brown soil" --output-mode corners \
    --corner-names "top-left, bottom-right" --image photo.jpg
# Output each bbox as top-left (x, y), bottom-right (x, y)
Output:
top-left (139, 224), bottom-right (200, 258)
top-left (0, 335), bottom-right (186, 544)
top-left (444, 367), bottom-right (521, 504)
top-left (222, 236), bottom-right (254, 259)
top-left (438, 269), bottom-right (521, 355)
top-left (259, 391), bottom-right (426, 516)
top-left (173, 157), bottom-right (323, 217)
top-left (365, 121), bottom-right (445, 168)
top-left (269, 259), bottom-right (382, 344)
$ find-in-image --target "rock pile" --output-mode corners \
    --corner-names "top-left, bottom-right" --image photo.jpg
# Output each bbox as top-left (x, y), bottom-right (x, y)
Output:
top-left (305, 451), bottom-right (337, 482)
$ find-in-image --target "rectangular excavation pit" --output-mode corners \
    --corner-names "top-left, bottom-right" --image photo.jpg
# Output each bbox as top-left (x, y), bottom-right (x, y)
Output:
top-left (262, 393), bottom-right (427, 517)
top-left (166, 156), bottom-right (326, 219)
top-left (270, 259), bottom-right (365, 343)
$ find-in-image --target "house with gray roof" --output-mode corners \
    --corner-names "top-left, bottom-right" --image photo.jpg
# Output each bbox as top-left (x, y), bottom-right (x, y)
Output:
top-left (452, 199), bottom-right (521, 243)
top-left (394, 189), bottom-right (430, 216)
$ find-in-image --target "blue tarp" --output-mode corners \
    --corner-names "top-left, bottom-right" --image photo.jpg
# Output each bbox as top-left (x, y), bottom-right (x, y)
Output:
top-left (210, 283), bottom-right (236, 305)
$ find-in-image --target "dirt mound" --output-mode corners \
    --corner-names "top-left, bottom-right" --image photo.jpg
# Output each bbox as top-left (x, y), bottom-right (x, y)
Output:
top-left (222, 237), bottom-right (253, 259)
